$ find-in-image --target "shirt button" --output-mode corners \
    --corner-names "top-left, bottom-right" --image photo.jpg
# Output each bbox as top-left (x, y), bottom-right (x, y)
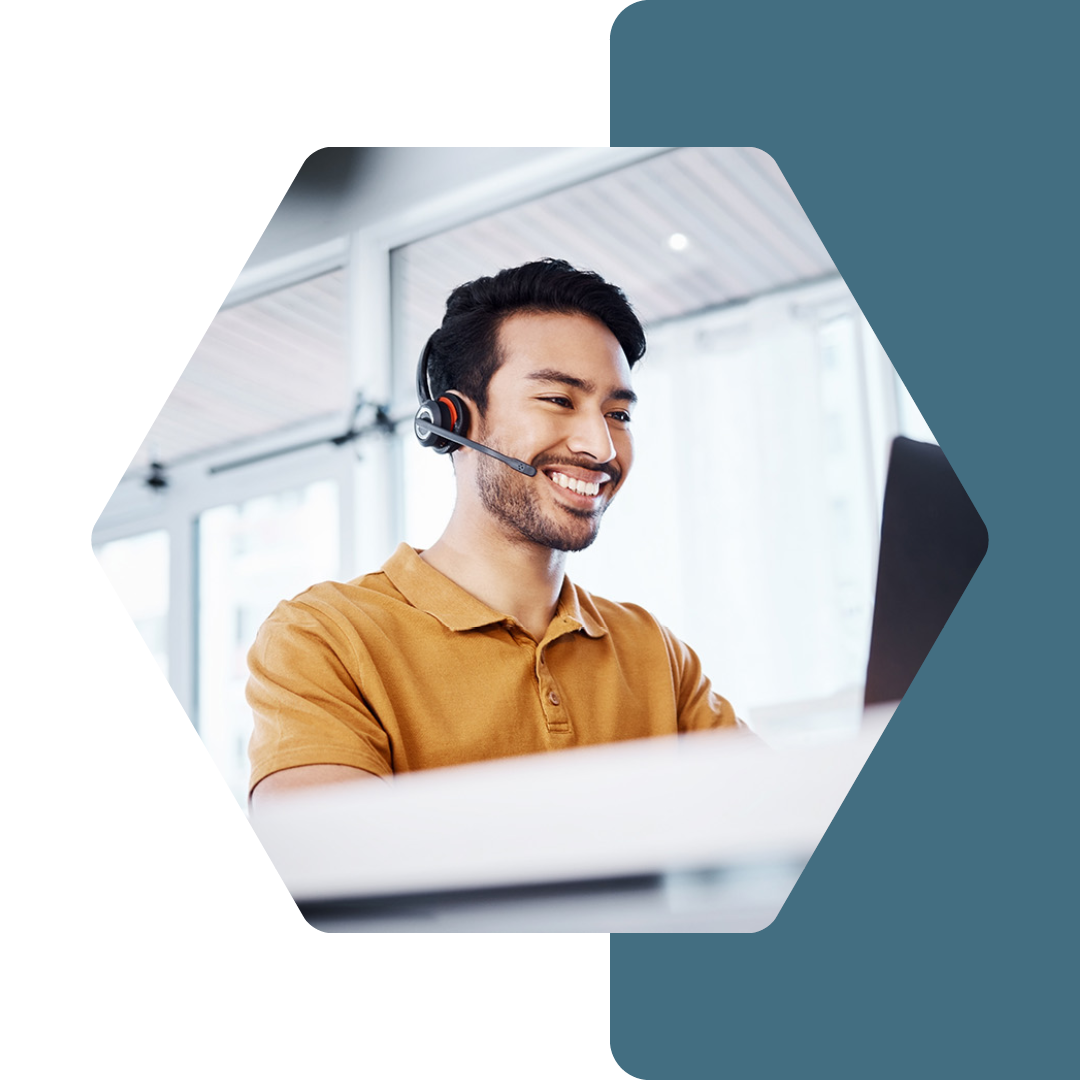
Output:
top-left (548, 691), bottom-right (560, 706)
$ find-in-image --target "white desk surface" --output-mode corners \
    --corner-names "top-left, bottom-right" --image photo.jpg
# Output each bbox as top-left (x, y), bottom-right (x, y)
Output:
top-left (253, 704), bottom-right (895, 931)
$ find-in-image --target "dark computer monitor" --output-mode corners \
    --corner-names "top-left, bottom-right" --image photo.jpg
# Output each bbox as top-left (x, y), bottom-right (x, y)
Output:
top-left (864, 436), bottom-right (988, 705)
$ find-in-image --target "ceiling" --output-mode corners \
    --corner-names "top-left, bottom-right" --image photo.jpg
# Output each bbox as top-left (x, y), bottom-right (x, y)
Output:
top-left (129, 269), bottom-right (349, 474)
top-left (395, 146), bottom-right (836, 358)
top-left (128, 147), bottom-right (837, 478)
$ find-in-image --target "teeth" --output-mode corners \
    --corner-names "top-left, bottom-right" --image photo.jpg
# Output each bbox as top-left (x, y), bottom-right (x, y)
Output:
top-left (549, 471), bottom-right (602, 496)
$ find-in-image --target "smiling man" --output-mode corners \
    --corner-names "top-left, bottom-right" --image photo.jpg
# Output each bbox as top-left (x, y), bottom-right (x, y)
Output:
top-left (247, 259), bottom-right (738, 805)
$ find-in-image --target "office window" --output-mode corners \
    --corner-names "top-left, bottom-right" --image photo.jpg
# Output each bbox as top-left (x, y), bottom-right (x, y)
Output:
top-left (197, 479), bottom-right (340, 803)
top-left (95, 530), bottom-right (170, 679)
top-left (94, 264), bottom-right (354, 801)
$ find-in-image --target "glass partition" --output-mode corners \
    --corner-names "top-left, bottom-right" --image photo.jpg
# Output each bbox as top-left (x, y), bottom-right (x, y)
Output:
top-left (197, 479), bottom-right (339, 803)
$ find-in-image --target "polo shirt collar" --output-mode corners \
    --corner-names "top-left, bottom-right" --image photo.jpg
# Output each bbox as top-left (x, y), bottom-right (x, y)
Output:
top-left (381, 543), bottom-right (608, 639)
top-left (553, 576), bottom-right (609, 640)
top-left (383, 544), bottom-right (505, 631)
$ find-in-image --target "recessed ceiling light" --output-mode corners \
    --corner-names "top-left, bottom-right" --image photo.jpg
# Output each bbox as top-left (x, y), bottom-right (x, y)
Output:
top-left (668, 232), bottom-right (689, 252)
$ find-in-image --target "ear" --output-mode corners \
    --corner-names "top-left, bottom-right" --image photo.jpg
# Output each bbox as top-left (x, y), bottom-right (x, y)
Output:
top-left (440, 389), bottom-right (476, 437)
top-left (442, 388), bottom-right (475, 407)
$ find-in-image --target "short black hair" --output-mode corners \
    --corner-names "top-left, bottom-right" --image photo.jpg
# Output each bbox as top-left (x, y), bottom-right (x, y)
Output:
top-left (424, 259), bottom-right (646, 413)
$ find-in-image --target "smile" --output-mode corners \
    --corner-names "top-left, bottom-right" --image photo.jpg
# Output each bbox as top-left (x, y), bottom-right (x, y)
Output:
top-left (546, 470), bottom-right (607, 497)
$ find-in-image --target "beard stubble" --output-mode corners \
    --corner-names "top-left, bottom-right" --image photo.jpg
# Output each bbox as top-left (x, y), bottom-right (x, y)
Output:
top-left (473, 445), bottom-right (610, 553)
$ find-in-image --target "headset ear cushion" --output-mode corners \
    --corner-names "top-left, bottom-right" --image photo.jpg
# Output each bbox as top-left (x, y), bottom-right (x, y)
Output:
top-left (439, 393), bottom-right (469, 437)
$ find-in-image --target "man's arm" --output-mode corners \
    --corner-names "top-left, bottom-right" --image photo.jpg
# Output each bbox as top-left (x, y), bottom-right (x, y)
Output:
top-left (249, 763), bottom-right (380, 811)
top-left (656, 621), bottom-right (743, 733)
top-left (247, 600), bottom-right (395, 802)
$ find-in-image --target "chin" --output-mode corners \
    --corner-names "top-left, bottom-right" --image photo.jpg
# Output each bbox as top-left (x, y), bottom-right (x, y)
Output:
top-left (552, 505), bottom-right (605, 551)
top-left (555, 533), bottom-right (599, 553)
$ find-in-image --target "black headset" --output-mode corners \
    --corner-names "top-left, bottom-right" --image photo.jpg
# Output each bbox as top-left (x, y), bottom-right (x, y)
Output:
top-left (413, 335), bottom-right (537, 476)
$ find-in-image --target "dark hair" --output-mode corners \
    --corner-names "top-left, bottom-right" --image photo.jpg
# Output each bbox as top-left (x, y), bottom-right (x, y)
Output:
top-left (424, 259), bottom-right (646, 413)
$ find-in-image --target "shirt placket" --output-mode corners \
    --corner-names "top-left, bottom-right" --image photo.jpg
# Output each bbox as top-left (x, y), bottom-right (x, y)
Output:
top-left (535, 616), bottom-right (580, 735)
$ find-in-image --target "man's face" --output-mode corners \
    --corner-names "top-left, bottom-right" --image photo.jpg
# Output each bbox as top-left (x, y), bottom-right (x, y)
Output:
top-left (468, 311), bottom-right (636, 552)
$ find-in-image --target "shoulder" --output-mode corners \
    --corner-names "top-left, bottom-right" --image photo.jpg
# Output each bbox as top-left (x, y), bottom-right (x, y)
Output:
top-left (592, 594), bottom-right (663, 633)
top-left (568, 581), bottom-right (694, 664)
top-left (255, 568), bottom-right (407, 651)
top-left (284, 569), bottom-right (401, 615)
top-left (568, 580), bottom-right (667, 641)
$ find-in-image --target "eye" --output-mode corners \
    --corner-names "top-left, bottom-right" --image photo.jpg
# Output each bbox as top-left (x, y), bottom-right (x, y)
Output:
top-left (539, 396), bottom-right (573, 408)
top-left (607, 410), bottom-right (632, 424)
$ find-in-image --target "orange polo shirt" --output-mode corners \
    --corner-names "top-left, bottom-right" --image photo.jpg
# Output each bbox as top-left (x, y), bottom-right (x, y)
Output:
top-left (247, 543), bottom-right (737, 792)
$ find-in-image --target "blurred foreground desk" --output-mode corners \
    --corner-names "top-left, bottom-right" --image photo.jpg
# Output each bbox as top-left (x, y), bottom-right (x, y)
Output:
top-left (253, 705), bottom-right (894, 932)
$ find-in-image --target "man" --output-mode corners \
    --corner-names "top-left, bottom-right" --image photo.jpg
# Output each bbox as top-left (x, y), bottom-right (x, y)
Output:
top-left (247, 259), bottom-right (738, 806)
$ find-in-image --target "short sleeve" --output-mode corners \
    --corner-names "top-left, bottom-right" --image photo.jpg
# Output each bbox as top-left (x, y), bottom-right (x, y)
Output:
top-left (658, 624), bottom-right (739, 733)
top-left (246, 600), bottom-right (393, 793)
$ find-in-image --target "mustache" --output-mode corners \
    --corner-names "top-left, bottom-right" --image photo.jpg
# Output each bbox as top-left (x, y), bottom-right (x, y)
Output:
top-left (532, 454), bottom-right (621, 487)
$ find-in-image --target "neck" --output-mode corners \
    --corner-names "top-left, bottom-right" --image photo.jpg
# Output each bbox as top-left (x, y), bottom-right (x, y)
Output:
top-left (420, 507), bottom-right (567, 642)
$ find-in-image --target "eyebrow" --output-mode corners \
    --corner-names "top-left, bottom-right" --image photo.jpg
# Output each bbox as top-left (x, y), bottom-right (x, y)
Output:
top-left (525, 368), bottom-right (638, 407)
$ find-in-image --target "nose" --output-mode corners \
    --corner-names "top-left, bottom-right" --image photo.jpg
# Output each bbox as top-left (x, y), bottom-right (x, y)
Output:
top-left (566, 407), bottom-right (618, 464)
